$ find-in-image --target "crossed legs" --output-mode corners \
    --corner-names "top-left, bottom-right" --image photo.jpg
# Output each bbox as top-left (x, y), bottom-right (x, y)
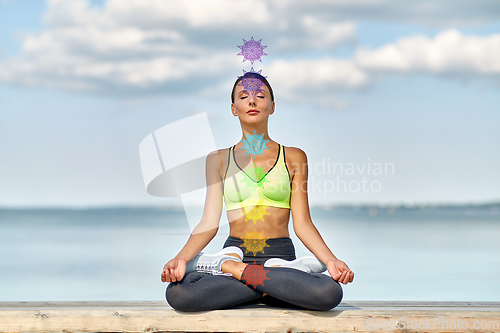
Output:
top-left (166, 236), bottom-right (343, 312)
top-left (166, 270), bottom-right (264, 312)
top-left (166, 261), bottom-right (342, 312)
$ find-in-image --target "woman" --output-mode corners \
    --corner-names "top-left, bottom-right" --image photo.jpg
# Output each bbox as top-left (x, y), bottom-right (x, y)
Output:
top-left (161, 72), bottom-right (354, 312)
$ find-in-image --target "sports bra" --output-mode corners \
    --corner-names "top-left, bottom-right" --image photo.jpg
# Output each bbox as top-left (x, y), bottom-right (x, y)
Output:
top-left (223, 143), bottom-right (291, 211)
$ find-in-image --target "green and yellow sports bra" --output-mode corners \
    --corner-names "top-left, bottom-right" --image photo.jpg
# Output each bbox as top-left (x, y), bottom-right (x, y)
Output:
top-left (223, 144), bottom-right (291, 211)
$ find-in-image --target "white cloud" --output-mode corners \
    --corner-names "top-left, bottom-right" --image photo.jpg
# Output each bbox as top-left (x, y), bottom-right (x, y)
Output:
top-left (43, 0), bottom-right (270, 29)
top-left (0, 49), bottom-right (237, 93)
top-left (272, 18), bottom-right (356, 54)
top-left (0, 0), bottom-right (356, 96)
top-left (268, 58), bottom-right (368, 93)
top-left (23, 26), bottom-right (187, 58)
top-left (302, 17), bottom-right (356, 48)
top-left (263, 57), bottom-right (368, 109)
top-left (264, 57), bottom-right (367, 110)
top-left (1, 0), bottom-right (499, 100)
top-left (106, 0), bottom-right (272, 28)
top-left (278, 0), bottom-right (500, 27)
top-left (43, 0), bottom-right (112, 27)
top-left (355, 30), bottom-right (500, 74)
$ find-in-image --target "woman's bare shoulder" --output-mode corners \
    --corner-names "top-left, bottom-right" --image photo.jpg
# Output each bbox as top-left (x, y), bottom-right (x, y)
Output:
top-left (215, 147), bottom-right (231, 161)
top-left (207, 147), bottom-right (230, 158)
top-left (283, 145), bottom-right (307, 162)
top-left (283, 146), bottom-right (308, 179)
top-left (206, 147), bottom-right (232, 179)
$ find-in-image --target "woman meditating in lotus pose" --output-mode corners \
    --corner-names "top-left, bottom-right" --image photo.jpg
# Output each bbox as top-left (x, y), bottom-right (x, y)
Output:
top-left (161, 72), bottom-right (354, 311)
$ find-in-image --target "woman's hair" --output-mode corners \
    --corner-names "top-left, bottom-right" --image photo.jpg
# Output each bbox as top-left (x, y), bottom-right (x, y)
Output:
top-left (231, 72), bottom-right (274, 103)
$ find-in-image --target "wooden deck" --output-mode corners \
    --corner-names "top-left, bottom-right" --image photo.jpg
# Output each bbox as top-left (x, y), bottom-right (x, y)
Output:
top-left (1, 301), bottom-right (499, 333)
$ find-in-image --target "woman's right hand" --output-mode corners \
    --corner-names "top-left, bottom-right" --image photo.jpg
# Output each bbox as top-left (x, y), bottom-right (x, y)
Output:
top-left (326, 259), bottom-right (354, 285)
top-left (161, 258), bottom-right (187, 283)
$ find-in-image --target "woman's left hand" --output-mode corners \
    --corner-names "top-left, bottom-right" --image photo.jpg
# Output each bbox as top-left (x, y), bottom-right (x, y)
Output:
top-left (326, 259), bottom-right (354, 284)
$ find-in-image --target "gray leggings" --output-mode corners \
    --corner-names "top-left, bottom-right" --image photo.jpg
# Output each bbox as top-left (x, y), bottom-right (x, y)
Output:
top-left (166, 236), bottom-right (343, 312)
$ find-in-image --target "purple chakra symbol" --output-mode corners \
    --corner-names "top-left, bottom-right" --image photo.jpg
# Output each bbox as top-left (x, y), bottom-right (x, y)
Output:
top-left (237, 36), bottom-right (267, 65)
top-left (238, 68), bottom-right (267, 96)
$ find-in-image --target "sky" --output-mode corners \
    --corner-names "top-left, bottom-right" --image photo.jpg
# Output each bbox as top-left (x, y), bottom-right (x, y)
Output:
top-left (0, 0), bottom-right (499, 208)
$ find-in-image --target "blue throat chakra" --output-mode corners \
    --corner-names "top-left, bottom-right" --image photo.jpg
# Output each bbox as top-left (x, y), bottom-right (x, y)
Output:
top-left (237, 68), bottom-right (267, 96)
top-left (240, 131), bottom-right (270, 158)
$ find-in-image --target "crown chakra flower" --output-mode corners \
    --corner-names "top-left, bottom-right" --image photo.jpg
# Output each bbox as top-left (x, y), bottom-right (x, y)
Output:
top-left (237, 36), bottom-right (267, 65)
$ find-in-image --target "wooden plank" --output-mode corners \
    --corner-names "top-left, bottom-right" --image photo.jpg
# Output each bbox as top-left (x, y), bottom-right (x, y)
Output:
top-left (1, 301), bottom-right (499, 333)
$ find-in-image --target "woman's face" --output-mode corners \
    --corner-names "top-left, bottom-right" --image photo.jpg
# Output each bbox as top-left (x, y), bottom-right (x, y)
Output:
top-left (231, 82), bottom-right (275, 121)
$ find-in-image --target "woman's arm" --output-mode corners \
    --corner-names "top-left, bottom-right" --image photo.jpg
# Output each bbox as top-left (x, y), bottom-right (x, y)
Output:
top-left (173, 149), bottom-right (225, 260)
top-left (161, 149), bottom-right (224, 283)
top-left (289, 148), bottom-right (354, 284)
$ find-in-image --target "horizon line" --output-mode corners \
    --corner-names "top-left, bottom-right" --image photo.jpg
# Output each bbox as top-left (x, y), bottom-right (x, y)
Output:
top-left (0, 200), bottom-right (499, 211)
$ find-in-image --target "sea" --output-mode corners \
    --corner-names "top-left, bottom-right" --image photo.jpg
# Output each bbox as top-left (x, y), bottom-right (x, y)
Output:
top-left (1, 206), bottom-right (499, 302)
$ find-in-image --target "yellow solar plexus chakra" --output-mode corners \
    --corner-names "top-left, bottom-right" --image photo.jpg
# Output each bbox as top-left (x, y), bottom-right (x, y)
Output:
top-left (240, 228), bottom-right (270, 256)
top-left (242, 198), bottom-right (269, 224)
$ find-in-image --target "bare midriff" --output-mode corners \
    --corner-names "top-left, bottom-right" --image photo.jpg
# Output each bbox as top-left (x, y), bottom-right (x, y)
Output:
top-left (226, 206), bottom-right (291, 238)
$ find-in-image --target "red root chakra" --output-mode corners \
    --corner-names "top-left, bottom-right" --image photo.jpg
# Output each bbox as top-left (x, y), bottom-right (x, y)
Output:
top-left (241, 261), bottom-right (270, 289)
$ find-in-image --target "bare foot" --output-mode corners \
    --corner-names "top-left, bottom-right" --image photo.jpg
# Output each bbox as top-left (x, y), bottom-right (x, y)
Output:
top-left (221, 260), bottom-right (248, 280)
